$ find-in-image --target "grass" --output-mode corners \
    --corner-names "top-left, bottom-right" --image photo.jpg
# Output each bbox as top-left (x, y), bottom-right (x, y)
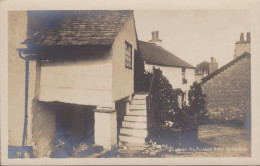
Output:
top-left (161, 123), bottom-right (251, 157)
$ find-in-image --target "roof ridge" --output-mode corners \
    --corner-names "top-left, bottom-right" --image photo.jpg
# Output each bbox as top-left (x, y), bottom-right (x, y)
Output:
top-left (200, 52), bottom-right (251, 84)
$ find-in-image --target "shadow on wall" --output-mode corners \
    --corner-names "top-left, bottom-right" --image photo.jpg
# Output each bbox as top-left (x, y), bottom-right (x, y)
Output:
top-left (51, 102), bottom-right (96, 158)
top-left (116, 98), bottom-right (127, 144)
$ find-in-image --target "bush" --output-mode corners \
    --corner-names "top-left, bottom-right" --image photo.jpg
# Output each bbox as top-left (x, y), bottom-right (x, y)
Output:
top-left (188, 82), bottom-right (207, 124)
top-left (148, 71), bottom-right (185, 128)
top-left (147, 69), bottom-right (206, 130)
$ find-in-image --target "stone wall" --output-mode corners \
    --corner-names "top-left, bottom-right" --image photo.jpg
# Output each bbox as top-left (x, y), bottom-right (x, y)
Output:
top-left (202, 57), bottom-right (251, 123)
top-left (234, 42), bottom-right (251, 59)
top-left (31, 100), bottom-right (56, 157)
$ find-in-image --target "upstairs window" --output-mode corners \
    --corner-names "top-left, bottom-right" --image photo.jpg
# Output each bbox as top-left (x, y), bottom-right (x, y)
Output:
top-left (125, 41), bottom-right (132, 69)
top-left (182, 68), bottom-right (187, 84)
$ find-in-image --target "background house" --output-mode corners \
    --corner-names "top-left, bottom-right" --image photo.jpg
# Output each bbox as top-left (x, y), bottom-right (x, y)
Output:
top-left (9, 10), bottom-right (140, 157)
top-left (195, 57), bottom-right (218, 83)
top-left (139, 31), bottom-right (195, 104)
top-left (201, 32), bottom-right (251, 125)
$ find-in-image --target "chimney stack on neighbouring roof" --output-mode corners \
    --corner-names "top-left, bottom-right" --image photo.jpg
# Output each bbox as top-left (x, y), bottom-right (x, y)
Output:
top-left (246, 32), bottom-right (251, 42)
top-left (234, 32), bottom-right (251, 59)
top-left (149, 30), bottom-right (162, 47)
top-left (240, 33), bottom-right (244, 42)
top-left (152, 31), bottom-right (155, 40)
top-left (209, 57), bottom-right (218, 74)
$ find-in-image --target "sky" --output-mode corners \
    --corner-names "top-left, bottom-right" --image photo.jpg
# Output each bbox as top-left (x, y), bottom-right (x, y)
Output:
top-left (134, 10), bottom-right (250, 67)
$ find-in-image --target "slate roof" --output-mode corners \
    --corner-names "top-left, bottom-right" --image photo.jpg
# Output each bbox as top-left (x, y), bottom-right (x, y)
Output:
top-left (138, 41), bottom-right (195, 69)
top-left (201, 52), bottom-right (251, 84)
top-left (24, 10), bottom-right (133, 46)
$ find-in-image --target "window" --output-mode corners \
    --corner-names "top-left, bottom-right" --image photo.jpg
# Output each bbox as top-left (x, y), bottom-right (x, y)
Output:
top-left (182, 68), bottom-right (187, 84)
top-left (204, 70), bottom-right (208, 75)
top-left (125, 41), bottom-right (132, 69)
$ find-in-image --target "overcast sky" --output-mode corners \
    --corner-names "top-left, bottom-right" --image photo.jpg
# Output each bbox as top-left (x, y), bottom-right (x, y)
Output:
top-left (134, 10), bottom-right (250, 67)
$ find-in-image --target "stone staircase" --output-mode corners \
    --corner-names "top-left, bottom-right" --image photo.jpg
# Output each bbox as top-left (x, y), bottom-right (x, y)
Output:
top-left (118, 93), bottom-right (149, 150)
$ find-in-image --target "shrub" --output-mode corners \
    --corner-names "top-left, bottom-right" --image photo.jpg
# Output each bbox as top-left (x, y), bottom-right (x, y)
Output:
top-left (149, 72), bottom-right (184, 128)
top-left (188, 82), bottom-right (207, 124)
top-left (147, 69), bottom-right (206, 130)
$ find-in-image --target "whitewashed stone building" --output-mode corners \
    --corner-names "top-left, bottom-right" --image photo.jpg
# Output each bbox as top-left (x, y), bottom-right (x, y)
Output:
top-left (9, 10), bottom-right (149, 157)
top-left (139, 31), bottom-right (196, 103)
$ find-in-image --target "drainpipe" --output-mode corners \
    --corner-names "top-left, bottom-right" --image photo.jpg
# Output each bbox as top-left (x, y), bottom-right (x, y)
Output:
top-left (17, 48), bottom-right (35, 158)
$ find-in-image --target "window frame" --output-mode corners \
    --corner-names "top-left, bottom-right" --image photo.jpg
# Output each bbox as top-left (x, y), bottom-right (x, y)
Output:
top-left (125, 41), bottom-right (132, 69)
top-left (182, 67), bottom-right (187, 84)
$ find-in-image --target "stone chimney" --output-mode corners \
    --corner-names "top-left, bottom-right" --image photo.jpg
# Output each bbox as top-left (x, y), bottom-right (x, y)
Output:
top-left (209, 57), bottom-right (218, 74)
top-left (246, 32), bottom-right (251, 42)
top-left (234, 32), bottom-right (251, 59)
top-left (149, 30), bottom-right (162, 46)
top-left (240, 33), bottom-right (244, 42)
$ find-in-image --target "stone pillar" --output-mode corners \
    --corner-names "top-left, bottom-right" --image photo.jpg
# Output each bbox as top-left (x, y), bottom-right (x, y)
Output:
top-left (26, 60), bottom-right (56, 157)
top-left (94, 107), bottom-right (117, 150)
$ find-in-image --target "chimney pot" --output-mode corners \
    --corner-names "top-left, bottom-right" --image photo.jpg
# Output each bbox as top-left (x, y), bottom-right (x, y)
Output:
top-left (152, 31), bottom-right (155, 40)
top-left (246, 32), bottom-right (251, 42)
top-left (149, 31), bottom-right (162, 46)
top-left (240, 33), bottom-right (244, 42)
top-left (155, 31), bottom-right (159, 39)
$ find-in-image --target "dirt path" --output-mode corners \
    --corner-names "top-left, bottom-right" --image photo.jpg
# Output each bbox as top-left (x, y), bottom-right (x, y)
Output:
top-left (161, 124), bottom-right (251, 157)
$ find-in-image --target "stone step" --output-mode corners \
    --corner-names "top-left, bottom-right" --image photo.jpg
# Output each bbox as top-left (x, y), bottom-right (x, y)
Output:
top-left (131, 99), bottom-right (146, 105)
top-left (130, 104), bottom-right (146, 110)
top-left (120, 128), bottom-right (148, 137)
top-left (127, 110), bottom-right (146, 116)
top-left (133, 94), bottom-right (148, 100)
top-left (122, 121), bottom-right (147, 129)
top-left (119, 135), bottom-right (146, 144)
top-left (124, 115), bottom-right (147, 122)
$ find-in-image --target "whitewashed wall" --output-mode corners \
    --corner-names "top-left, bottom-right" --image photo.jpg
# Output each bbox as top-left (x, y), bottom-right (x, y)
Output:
top-left (8, 11), bottom-right (28, 146)
top-left (111, 14), bottom-right (137, 101)
top-left (39, 52), bottom-right (114, 108)
top-left (145, 63), bottom-right (195, 94)
top-left (8, 12), bottom-right (57, 158)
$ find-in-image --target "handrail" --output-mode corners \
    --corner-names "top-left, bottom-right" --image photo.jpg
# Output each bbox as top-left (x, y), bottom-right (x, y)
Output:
top-left (148, 67), bottom-right (156, 96)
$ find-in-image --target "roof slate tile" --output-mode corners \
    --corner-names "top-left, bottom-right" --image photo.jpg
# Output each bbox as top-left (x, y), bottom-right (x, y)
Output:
top-left (25, 10), bottom-right (133, 46)
top-left (139, 40), bottom-right (195, 69)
